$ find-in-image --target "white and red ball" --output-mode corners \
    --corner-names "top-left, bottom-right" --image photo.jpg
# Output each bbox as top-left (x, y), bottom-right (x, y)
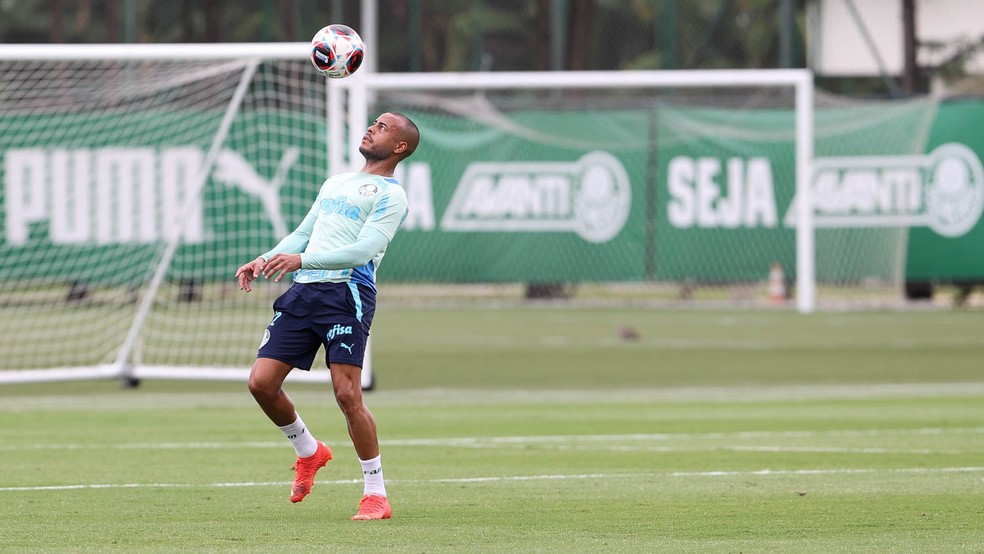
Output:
top-left (310, 24), bottom-right (364, 79)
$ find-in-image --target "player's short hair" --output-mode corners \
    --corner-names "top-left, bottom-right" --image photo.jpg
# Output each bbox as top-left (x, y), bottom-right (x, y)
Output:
top-left (390, 112), bottom-right (420, 159)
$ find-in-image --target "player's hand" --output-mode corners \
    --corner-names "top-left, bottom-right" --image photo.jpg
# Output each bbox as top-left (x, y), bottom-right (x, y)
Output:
top-left (263, 254), bottom-right (302, 283)
top-left (235, 257), bottom-right (266, 293)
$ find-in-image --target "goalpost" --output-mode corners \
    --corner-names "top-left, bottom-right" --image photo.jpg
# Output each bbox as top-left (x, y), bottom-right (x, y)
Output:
top-left (0, 44), bottom-right (818, 386)
top-left (20, 40), bottom-right (955, 386)
top-left (0, 42), bottom-right (375, 387)
top-left (333, 68), bottom-right (817, 311)
top-left (334, 69), bottom-right (935, 311)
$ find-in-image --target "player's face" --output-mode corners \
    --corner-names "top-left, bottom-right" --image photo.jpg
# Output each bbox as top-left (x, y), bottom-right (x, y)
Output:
top-left (359, 114), bottom-right (406, 161)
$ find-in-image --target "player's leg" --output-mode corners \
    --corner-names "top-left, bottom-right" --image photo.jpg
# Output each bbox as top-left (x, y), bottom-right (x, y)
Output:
top-left (330, 362), bottom-right (391, 520)
top-left (249, 358), bottom-right (333, 503)
top-left (247, 357), bottom-right (299, 426)
top-left (330, 362), bottom-right (379, 458)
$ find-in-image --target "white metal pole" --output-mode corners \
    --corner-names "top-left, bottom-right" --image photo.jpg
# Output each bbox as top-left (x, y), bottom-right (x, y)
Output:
top-left (0, 43), bottom-right (309, 60)
top-left (355, 1), bottom-right (376, 387)
top-left (795, 72), bottom-right (815, 313)
top-left (333, 68), bottom-right (814, 90)
top-left (327, 79), bottom-right (345, 174)
top-left (361, 0), bottom-right (378, 75)
top-left (347, 76), bottom-right (369, 172)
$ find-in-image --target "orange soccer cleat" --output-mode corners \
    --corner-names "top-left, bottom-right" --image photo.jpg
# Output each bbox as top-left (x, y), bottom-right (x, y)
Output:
top-left (350, 494), bottom-right (392, 520)
top-left (289, 441), bottom-right (332, 503)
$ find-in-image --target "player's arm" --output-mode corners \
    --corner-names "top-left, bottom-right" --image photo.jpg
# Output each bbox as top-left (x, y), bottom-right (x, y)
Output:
top-left (300, 227), bottom-right (391, 270)
top-left (261, 202), bottom-right (318, 260)
top-left (299, 185), bottom-right (407, 271)
top-left (236, 198), bottom-right (318, 291)
top-left (266, 188), bottom-right (405, 279)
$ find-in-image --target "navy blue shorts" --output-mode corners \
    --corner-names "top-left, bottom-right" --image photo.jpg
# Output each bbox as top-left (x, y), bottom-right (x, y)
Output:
top-left (257, 281), bottom-right (376, 370)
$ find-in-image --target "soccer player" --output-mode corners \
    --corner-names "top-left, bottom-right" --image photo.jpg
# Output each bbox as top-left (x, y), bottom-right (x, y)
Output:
top-left (235, 112), bottom-right (419, 520)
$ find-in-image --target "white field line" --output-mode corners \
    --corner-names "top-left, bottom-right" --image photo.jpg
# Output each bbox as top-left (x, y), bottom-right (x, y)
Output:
top-left (3, 467), bottom-right (984, 493)
top-left (555, 442), bottom-right (972, 454)
top-left (403, 333), bottom-right (984, 350)
top-left (3, 427), bottom-right (983, 453)
top-left (5, 383), bottom-right (984, 414)
top-left (1, 442), bottom-right (968, 455)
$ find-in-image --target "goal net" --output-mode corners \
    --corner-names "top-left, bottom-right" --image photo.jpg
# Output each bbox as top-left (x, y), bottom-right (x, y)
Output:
top-left (334, 71), bottom-right (938, 311)
top-left (0, 43), bottom-right (367, 386)
top-left (808, 93), bottom-right (939, 309)
top-left (0, 45), bottom-right (940, 386)
top-left (336, 70), bottom-right (820, 306)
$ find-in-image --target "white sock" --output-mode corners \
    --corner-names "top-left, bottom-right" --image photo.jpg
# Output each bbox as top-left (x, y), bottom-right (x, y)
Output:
top-left (360, 455), bottom-right (386, 497)
top-left (278, 415), bottom-right (318, 458)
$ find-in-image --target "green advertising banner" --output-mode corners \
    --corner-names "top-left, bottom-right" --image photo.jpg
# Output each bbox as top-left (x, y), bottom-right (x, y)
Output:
top-left (651, 108), bottom-right (797, 283)
top-left (2, 100), bottom-right (983, 288)
top-left (0, 109), bottom-right (330, 286)
top-left (906, 99), bottom-right (984, 282)
top-left (383, 110), bottom-right (649, 283)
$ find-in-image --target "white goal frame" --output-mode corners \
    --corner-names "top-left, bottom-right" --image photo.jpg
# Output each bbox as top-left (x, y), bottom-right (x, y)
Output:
top-left (0, 43), bottom-right (816, 388)
top-left (0, 42), bottom-right (377, 387)
top-left (330, 68), bottom-right (816, 312)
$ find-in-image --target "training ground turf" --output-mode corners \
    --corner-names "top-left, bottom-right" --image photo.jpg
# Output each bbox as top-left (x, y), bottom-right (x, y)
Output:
top-left (1, 308), bottom-right (983, 552)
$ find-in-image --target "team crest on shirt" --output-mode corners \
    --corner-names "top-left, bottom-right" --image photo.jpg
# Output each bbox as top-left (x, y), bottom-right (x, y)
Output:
top-left (359, 184), bottom-right (379, 196)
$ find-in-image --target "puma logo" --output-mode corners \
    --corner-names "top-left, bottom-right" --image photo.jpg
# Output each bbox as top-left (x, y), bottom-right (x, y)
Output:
top-left (213, 148), bottom-right (299, 238)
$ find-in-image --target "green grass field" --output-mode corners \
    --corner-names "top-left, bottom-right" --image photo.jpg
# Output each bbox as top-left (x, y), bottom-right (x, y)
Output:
top-left (2, 307), bottom-right (983, 552)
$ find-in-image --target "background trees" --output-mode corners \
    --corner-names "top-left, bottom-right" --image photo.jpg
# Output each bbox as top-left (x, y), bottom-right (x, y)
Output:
top-left (0, 0), bottom-right (806, 72)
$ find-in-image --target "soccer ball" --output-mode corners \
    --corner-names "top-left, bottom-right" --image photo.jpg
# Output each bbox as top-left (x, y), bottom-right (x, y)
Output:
top-left (310, 24), bottom-right (365, 79)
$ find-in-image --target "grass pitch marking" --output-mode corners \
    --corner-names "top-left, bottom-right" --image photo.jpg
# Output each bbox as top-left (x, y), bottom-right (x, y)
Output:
top-left (3, 426), bottom-right (982, 453)
top-left (3, 467), bottom-right (984, 493)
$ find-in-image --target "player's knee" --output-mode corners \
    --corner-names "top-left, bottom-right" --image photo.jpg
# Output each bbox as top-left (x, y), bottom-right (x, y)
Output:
top-left (333, 385), bottom-right (362, 413)
top-left (330, 363), bottom-right (364, 413)
top-left (248, 359), bottom-right (291, 403)
top-left (247, 374), bottom-right (276, 403)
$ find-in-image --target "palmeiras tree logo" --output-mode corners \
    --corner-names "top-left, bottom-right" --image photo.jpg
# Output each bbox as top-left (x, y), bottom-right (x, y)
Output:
top-left (785, 142), bottom-right (984, 238)
top-left (924, 143), bottom-right (984, 237)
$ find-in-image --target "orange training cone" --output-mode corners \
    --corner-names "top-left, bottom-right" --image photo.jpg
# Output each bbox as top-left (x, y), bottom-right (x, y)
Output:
top-left (768, 262), bottom-right (786, 304)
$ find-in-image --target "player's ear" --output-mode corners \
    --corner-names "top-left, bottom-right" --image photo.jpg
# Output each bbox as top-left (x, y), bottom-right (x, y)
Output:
top-left (393, 141), bottom-right (408, 155)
